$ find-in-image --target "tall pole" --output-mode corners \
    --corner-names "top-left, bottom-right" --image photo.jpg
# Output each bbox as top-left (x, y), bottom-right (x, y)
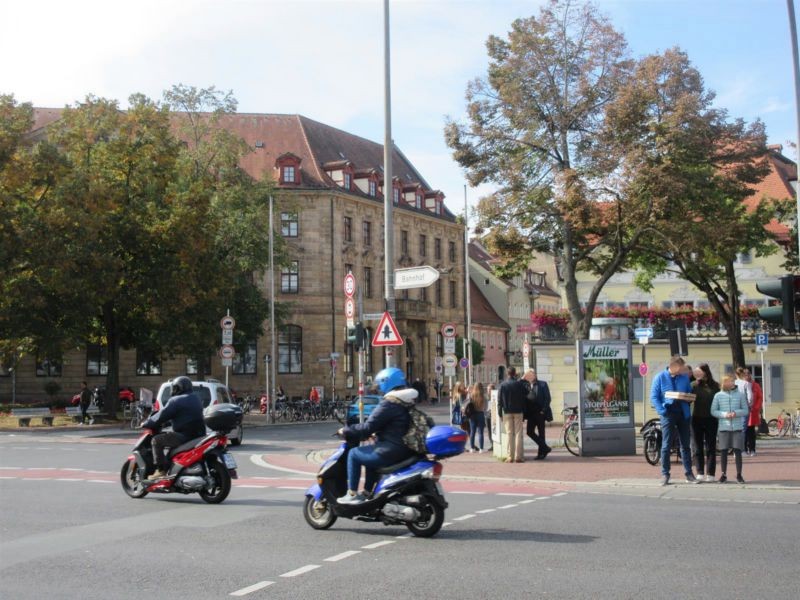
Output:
top-left (269, 195), bottom-right (277, 422)
top-left (464, 185), bottom-right (473, 386)
top-left (787, 0), bottom-right (800, 257)
top-left (383, 0), bottom-right (395, 368)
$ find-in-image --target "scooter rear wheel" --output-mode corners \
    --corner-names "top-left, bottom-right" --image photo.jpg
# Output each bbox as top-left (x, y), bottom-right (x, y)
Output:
top-left (120, 458), bottom-right (149, 498)
top-left (405, 496), bottom-right (444, 538)
top-left (199, 457), bottom-right (232, 504)
top-left (303, 496), bottom-right (337, 529)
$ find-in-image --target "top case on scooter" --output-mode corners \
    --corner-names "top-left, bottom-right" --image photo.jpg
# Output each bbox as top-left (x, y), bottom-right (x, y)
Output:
top-left (425, 425), bottom-right (467, 458)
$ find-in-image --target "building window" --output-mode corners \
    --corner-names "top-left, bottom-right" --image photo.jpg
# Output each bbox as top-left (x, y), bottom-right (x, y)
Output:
top-left (401, 230), bottom-right (409, 255)
top-left (278, 325), bottom-right (302, 374)
top-left (281, 260), bottom-right (299, 293)
top-left (86, 344), bottom-right (108, 376)
top-left (420, 286), bottom-right (428, 302)
top-left (363, 220), bottom-right (372, 246)
top-left (436, 280), bottom-right (443, 307)
top-left (364, 267), bottom-right (373, 298)
top-left (233, 341), bottom-right (257, 374)
top-left (36, 353), bottom-right (62, 377)
top-left (434, 238), bottom-right (441, 260)
top-left (393, 188), bottom-right (399, 205)
top-left (419, 234), bottom-right (427, 257)
top-left (281, 212), bottom-right (298, 237)
top-left (343, 216), bottom-right (353, 242)
top-left (186, 357), bottom-right (211, 376)
top-left (282, 165), bottom-right (295, 183)
top-left (448, 241), bottom-right (456, 262)
top-left (449, 281), bottom-right (457, 308)
top-left (369, 180), bottom-right (377, 197)
top-left (415, 192), bottom-right (422, 208)
top-left (343, 173), bottom-right (351, 190)
top-left (136, 350), bottom-right (161, 376)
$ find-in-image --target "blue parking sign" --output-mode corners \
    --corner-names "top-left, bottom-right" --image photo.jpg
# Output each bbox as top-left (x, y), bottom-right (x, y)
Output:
top-left (755, 333), bottom-right (768, 352)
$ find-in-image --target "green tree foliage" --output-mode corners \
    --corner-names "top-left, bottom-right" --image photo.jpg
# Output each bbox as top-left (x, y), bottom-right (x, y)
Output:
top-left (454, 336), bottom-right (484, 366)
top-left (0, 88), bottom-right (282, 413)
top-left (603, 49), bottom-right (774, 367)
top-left (445, 0), bottom-right (654, 339)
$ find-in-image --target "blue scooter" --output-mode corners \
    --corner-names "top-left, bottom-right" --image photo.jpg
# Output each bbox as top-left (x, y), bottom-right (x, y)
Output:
top-left (303, 425), bottom-right (467, 538)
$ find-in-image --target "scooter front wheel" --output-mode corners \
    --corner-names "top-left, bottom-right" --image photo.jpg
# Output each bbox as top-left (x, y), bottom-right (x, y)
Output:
top-left (120, 458), bottom-right (149, 498)
top-left (303, 495), bottom-right (337, 530)
top-left (199, 457), bottom-right (232, 504)
top-left (405, 496), bottom-right (444, 538)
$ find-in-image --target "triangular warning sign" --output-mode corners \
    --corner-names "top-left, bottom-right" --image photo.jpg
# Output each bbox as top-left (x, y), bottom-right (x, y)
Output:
top-left (371, 311), bottom-right (404, 347)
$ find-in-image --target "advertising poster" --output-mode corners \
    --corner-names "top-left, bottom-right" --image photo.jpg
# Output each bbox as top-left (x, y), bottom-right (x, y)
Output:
top-left (578, 340), bottom-right (633, 429)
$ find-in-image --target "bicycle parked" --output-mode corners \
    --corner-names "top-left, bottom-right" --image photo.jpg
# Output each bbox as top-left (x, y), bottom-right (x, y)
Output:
top-left (768, 404), bottom-right (800, 438)
top-left (128, 401), bottom-right (151, 430)
top-left (562, 406), bottom-right (581, 456)
top-left (641, 418), bottom-right (683, 466)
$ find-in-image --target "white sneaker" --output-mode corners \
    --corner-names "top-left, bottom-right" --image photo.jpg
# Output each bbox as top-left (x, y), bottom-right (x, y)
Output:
top-left (337, 491), bottom-right (364, 505)
top-left (478, 449), bottom-right (484, 454)
top-left (705, 474), bottom-right (715, 482)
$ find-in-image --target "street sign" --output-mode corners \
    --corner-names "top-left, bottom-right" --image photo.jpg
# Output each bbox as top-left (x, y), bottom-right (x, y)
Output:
top-left (522, 342), bottom-right (530, 359)
top-left (443, 354), bottom-right (457, 368)
top-left (220, 316), bottom-right (236, 330)
top-left (755, 332), bottom-right (768, 353)
top-left (637, 336), bottom-right (649, 346)
top-left (445, 366), bottom-right (456, 377)
top-left (459, 357), bottom-right (469, 369)
top-left (345, 298), bottom-right (355, 327)
top-left (434, 356), bottom-right (443, 367)
top-left (444, 337), bottom-right (456, 354)
top-left (639, 363), bottom-right (648, 376)
top-left (372, 311), bottom-right (403, 346)
top-left (221, 357), bottom-right (232, 367)
top-left (221, 329), bottom-right (233, 345)
top-left (344, 272), bottom-right (356, 298)
top-left (362, 313), bottom-right (384, 321)
top-left (441, 323), bottom-right (457, 338)
top-left (634, 327), bottom-right (654, 338)
top-left (219, 345), bottom-right (235, 359)
top-left (394, 266), bottom-right (440, 289)
top-left (435, 364), bottom-right (443, 374)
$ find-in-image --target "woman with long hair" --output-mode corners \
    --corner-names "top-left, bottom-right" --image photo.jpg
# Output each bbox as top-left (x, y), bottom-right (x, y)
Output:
top-left (691, 364), bottom-right (720, 482)
top-left (451, 381), bottom-right (467, 427)
top-left (466, 382), bottom-right (487, 452)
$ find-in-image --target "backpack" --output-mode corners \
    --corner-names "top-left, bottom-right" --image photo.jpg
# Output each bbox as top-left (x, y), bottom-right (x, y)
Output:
top-left (402, 406), bottom-right (434, 454)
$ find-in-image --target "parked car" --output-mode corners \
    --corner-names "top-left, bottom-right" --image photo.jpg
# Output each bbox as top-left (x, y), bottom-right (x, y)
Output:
top-left (345, 394), bottom-right (382, 426)
top-left (155, 378), bottom-right (243, 446)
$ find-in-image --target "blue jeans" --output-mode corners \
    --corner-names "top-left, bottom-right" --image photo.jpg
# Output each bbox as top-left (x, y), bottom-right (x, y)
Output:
top-left (347, 445), bottom-right (392, 493)
top-left (469, 412), bottom-right (486, 449)
top-left (660, 413), bottom-right (693, 478)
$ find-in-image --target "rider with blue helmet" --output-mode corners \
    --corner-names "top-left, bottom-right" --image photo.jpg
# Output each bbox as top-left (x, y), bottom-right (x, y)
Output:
top-left (337, 367), bottom-right (418, 504)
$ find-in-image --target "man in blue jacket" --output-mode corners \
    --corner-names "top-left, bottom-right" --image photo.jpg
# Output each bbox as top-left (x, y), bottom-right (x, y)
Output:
top-left (142, 376), bottom-right (206, 480)
top-left (337, 367), bottom-right (416, 504)
top-left (650, 355), bottom-right (697, 485)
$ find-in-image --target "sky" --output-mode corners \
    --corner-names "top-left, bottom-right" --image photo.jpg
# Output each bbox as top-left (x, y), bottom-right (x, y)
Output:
top-left (2, 0), bottom-right (797, 221)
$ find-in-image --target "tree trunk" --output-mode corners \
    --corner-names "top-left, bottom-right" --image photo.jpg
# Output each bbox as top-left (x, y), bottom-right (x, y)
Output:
top-left (103, 302), bottom-right (120, 419)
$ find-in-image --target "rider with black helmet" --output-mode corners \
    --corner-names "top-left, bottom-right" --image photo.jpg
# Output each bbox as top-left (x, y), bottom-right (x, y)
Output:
top-left (142, 376), bottom-right (205, 480)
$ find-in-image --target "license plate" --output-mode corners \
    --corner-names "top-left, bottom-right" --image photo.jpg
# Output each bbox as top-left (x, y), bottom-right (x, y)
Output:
top-left (222, 453), bottom-right (237, 469)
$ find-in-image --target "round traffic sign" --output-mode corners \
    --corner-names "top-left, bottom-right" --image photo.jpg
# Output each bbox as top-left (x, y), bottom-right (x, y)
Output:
top-left (220, 316), bottom-right (236, 330)
top-left (459, 357), bottom-right (469, 368)
top-left (344, 273), bottom-right (356, 298)
top-left (443, 354), bottom-right (457, 368)
top-left (522, 342), bottom-right (530, 358)
top-left (219, 345), bottom-right (235, 359)
top-left (441, 323), bottom-right (457, 338)
top-left (639, 363), bottom-right (648, 376)
top-left (344, 298), bottom-right (355, 319)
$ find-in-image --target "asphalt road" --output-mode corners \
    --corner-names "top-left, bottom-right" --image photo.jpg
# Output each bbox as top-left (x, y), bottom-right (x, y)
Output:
top-left (1, 423), bottom-right (798, 600)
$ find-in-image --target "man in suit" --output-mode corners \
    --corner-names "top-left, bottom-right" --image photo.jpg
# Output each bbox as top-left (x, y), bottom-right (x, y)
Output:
top-left (523, 369), bottom-right (552, 460)
top-left (498, 367), bottom-right (527, 463)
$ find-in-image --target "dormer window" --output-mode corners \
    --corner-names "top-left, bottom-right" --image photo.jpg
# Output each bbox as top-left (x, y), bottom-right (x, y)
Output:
top-left (415, 192), bottom-right (422, 208)
top-left (369, 180), bottom-right (377, 197)
top-left (393, 188), bottom-right (399, 205)
top-left (282, 165), bottom-right (295, 183)
top-left (343, 173), bottom-right (351, 190)
top-left (275, 152), bottom-right (301, 186)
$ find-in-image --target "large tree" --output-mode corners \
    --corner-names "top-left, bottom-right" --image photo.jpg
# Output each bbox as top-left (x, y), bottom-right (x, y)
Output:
top-left (0, 88), bottom-right (279, 411)
top-left (445, 0), bottom-right (658, 339)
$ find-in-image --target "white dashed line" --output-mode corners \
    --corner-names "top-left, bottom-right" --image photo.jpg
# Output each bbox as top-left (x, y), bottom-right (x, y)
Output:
top-left (518, 499), bottom-right (536, 504)
top-left (453, 514), bottom-right (476, 521)
top-left (87, 480), bottom-right (113, 484)
top-left (362, 540), bottom-right (396, 549)
top-left (441, 522), bottom-right (453, 527)
top-left (535, 496), bottom-right (551, 500)
top-left (230, 581), bottom-right (275, 596)
top-left (475, 508), bottom-right (496, 514)
top-left (280, 565), bottom-right (320, 578)
top-left (55, 478), bottom-right (82, 482)
top-left (497, 504), bottom-right (518, 510)
top-left (237, 485), bottom-right (269, 489)
top-left (450, 490), bottom-right (486, 495)
top-left (324, 551), bottom-right (361, 562)
top-left (0, 477), bottom-right (17, 480)
top-left (497, 492), bottom-right (535, 497)
top-left (277, 486), bottom-right (308, 490)
top-left (395, 533), bottom-right (413, 538)
top-left (553, 492), bottom-right (568, 497)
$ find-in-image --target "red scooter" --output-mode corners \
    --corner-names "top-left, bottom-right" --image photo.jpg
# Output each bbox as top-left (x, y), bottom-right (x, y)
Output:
top-left (120, 404), bottom-right (241, 504)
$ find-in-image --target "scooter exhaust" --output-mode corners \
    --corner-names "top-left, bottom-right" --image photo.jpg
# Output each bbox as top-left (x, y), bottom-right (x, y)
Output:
top-left (381, 502), bottom-right (420, 522)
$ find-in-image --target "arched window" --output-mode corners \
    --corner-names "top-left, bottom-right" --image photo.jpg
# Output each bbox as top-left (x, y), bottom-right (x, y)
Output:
top-left (278, 325), bottom-right (302, 374)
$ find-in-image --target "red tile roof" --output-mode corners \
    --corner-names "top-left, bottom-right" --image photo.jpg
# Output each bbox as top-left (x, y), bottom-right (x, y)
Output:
top-left (470, 279), bottom-right (510, 330)
top-left (744, 147), bottom-right (796, 242)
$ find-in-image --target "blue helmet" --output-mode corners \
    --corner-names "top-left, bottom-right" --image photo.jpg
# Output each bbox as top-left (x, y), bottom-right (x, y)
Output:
top-left (374, 367), bottom-right (407, 394)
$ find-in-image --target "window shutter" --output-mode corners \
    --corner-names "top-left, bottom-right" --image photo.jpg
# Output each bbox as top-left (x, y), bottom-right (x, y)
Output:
top-left (769, 364), bottom-right (784, 403)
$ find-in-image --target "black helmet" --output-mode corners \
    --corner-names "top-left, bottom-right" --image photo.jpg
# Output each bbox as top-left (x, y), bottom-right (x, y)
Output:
top-left (171, 376), bottom-right (193, 396)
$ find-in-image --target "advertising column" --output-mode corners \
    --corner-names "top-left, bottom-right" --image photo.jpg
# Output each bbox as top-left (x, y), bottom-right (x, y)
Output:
top-left (576, 339), bottom-right (636, 456)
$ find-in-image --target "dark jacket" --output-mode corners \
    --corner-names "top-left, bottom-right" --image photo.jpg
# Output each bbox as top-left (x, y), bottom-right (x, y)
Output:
top-left (526, 380), bottom-right (552, 420)
top-left (691, 379), bottom-right (719, 420)
top-left (344, 397), bottom-right (414, 462)
top-left (143, 391), bottom-right (206, 439)
top-left (79, 388), bottom-right (92, 407)
top-left (498, 377), bottom-right (527, 416)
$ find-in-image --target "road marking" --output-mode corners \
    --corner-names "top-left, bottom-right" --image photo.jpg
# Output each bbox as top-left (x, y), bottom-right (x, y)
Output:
top-left (250, 454), bottom-right (315, 477)
top-left (362, 540), bottom-right (395, 549)
top-left (497, 492), bottom-right (535, 497)
top-left (395, 533), bottom-right (413, 538)
top-left (0, 476), bottom-right (17, 480)
top-left (497, 504), bottom-right (518, 509)
top-left (475, 508), bottom-right (496, 514)
top-left (280, 564), bottom-right (320, 577)
top-left (277, 486), bottom-right (308, 490)
top-left (536, 496), bottom-right (551, 500)
top-left (450, 490), bottom-right (485, 495)
top-left (55, 478), bottom-right (82, 482)
top-left (324, 550), bottom-right (361, 562)
top-left (237, 485), bottom-right (269, 489)
top-left (452, 514), bottom-right (476, 521)
top-left (441, 522), bottom-right (453, 527)
top-left (88, 480), bottom-right (113, 484)
top-left (553, 492), bottom-right (568, 497)
top-left (230, 581), bottom-right (275, 596)
top-left (518, 499), bottom-right (536, 504)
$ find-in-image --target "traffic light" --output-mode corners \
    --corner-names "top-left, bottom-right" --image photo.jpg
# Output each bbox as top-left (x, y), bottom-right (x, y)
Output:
top-left (346, 322), bottom-right (365, 347)
top-left (756, 275), bottom-right (800, 332)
